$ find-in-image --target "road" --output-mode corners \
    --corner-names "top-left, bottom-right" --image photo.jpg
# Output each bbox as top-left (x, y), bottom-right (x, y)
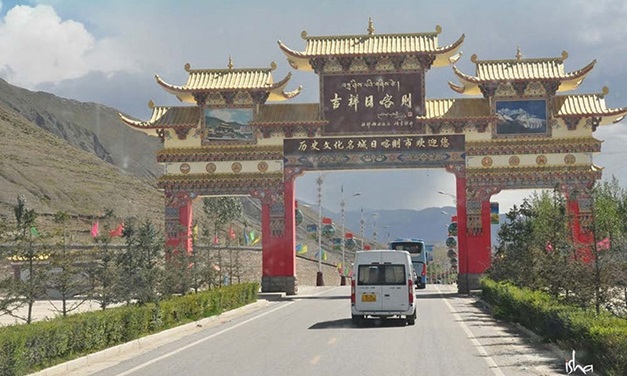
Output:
top-left (45, 284), bottom-right (567, 376)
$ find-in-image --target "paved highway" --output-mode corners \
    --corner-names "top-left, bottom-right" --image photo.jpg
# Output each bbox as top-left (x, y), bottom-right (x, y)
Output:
top-left (51, 284), bottom-right (566, 376)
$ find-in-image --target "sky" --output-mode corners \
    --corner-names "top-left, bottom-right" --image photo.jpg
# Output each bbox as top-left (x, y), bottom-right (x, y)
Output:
top-left (1, 0), bottom-right (626, 215)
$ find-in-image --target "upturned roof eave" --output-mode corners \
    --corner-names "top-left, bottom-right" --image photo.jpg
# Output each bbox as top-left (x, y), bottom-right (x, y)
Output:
top-left (118, 113), bottom-right (163, 137)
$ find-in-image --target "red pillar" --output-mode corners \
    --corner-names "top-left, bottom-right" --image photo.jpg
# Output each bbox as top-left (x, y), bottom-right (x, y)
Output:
top-left (260, 179), bottom-right (297, 295)
top-left (456, 175), bottom-right (468, 275)
top-left (465, 201), bottom-right (492, 274)
top-left (165, 191), bottom-right (194, 254)
top-left (456, 178), bottom-right (492, 293)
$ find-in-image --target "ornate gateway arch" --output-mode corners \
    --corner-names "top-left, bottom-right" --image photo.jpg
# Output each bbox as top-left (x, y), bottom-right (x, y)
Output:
top-left (121, 21), bottom-right (627, 294)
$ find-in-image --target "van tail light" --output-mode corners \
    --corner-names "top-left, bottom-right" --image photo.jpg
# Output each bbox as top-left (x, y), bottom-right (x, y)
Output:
top-left (408, 278), bottom-right (414, 304)
top-left (422, 263), bottom-right (427, 276)
top-left (351, 279), bottom-right (355, 304)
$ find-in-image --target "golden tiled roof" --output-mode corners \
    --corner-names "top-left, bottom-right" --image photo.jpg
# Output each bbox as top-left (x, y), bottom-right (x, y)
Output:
top-left (155, 62), bottom-right (301, 104)
top-left (278, 23), bottom-right (464, 71)
top-left (449, 51), bottom-right (596, 95)
top-left (419, 98), bottom-right (492, 120)
top-left (554, 89), bottom-right (627, 124)
top-left (250, 103), bottom-right (326, 125)
top-left (119, 103), bottom-right (200, 135)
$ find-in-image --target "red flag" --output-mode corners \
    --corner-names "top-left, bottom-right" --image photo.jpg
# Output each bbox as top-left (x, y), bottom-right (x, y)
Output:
top-left (90, 221), bottom-right (99, 238)
top-left (213, 235), bottom-right (220, 245)
top-left (228, 225), bottom-right (236, 240)
top-left (109, 223), bottom-right (124, 237)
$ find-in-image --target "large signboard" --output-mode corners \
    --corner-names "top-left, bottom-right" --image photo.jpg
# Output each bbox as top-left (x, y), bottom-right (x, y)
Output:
top-left (495, 99), bottom-right (547, 135)
top-left (284, 134), bottom-right (464, 171)
top-left (204, 108), bottom-right (255, 141)
top-left (321, 72), bottom-right (424, 135)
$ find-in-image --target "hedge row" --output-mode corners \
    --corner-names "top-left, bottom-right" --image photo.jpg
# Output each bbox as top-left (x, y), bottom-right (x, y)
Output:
top-left (0, 282), bottom-right (258, 376)
top-left (481, 278), bottom-right (627, 376)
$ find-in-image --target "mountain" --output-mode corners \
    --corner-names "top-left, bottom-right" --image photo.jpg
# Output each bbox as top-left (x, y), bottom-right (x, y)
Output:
top-left (0, 102), bottom-right (164, 231)
top-left (0, 78), bottom-right (162, 180)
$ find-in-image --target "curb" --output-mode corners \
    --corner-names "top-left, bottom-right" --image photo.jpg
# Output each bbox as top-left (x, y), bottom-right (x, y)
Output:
top-left (30, 299), bottom-right (270, 376)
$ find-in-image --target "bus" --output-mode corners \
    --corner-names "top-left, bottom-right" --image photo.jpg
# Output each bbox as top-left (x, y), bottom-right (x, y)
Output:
top-left (389, 238), bottom-right (427, 289)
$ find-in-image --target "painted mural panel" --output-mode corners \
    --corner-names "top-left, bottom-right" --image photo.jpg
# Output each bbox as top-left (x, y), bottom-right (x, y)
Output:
top-left (204, 108), bottom-right (254, 140)
top-left (321, 72), bottom-right (424, 135)
top-left (495, 99), bottom-right (547, 135)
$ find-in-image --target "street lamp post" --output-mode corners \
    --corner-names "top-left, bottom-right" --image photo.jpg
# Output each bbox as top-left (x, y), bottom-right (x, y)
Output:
top-left (316, 173), bottom-right (326, 287)
top-left (359, 207), bottom-right (365, 250)
top-left (340, 187), bottom-right (361, 286)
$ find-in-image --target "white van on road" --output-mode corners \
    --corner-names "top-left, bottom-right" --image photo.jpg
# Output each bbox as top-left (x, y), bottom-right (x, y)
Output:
top-left (351, 250), bottom-right (417, 326)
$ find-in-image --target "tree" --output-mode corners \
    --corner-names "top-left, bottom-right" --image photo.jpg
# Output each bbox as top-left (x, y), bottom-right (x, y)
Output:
top-left (0, 195), bottom-right (48, 324)
top-left (85, 210), bottom-right (119, 310)
top-left (46, 211), bottom-right (89, 317)
top-left (116, 218), bottom-right (164, 305)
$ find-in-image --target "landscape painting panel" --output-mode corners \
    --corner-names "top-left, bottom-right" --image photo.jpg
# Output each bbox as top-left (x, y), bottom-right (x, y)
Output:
top-left (496, 99), bottom-right (547, 135)
top-left (204, 109), bottom-right (254, 140)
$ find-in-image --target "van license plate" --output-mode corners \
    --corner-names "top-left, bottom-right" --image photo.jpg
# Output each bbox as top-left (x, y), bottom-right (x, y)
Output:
top-left (361, 294), bottom-right (376, 302)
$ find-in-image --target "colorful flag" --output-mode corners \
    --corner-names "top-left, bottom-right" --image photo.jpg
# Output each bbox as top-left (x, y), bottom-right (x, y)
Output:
top-left (228, 225), bottom-right (236, 240)
top-left (90, 221), bottom-right (99, 238)
top-left (213, 235), bottom-right (220, 245)
top-left (296, 243), bottom-right (308, 255)
top-left (315, 250), bottom-right (328, 261)
top-left (109, 223), bottom-right (124, 237)
top-left (251, 235), bottom-right (261, 245)
top-left (192, 224), bottom-right (198, 241)
top-left (30, 226), bottom-right (39, 237)
top-left (244, 231), bottom-right (251, 245)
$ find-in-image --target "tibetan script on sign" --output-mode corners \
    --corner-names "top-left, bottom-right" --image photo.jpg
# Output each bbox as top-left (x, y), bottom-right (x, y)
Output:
top-left (322, 72), bottom-right (424, 135)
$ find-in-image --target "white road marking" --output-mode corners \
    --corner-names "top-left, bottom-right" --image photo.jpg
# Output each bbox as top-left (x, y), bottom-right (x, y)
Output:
top-left (436, 286), bottom-right (506, 376)
top-left (117, 288), bottom-right (336, 376)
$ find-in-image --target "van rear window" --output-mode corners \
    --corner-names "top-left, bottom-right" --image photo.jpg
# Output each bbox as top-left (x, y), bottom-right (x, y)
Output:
top-left (357, 264), bottom-right (406, 285)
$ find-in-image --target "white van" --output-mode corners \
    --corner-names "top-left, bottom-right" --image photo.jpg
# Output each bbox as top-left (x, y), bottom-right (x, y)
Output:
top-left (351, 250), bottom-right (417, 326)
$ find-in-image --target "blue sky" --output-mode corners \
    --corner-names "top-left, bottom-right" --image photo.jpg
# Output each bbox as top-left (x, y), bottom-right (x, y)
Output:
top-left (0, 0), bottom-right (626, 214)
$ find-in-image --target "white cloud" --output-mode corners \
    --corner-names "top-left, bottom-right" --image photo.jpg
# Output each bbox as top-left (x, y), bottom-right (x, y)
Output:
top-left (0, 4), bottom-right (135, 88)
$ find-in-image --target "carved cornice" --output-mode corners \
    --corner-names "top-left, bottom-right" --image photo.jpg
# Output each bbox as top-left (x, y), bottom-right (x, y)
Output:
top-left (158, 172), bottom-right (283, 196)
top-left (465, 138), bottom-right (602, 156)
top-left (466, 166), bottom-right (601, 190)
top-left (158, 146), bottom-right (283, 163)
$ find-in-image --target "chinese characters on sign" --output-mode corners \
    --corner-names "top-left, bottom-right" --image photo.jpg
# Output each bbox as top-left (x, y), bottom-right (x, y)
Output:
top-left (284, 135), bottom-right (464, 155)
top-left (322, 72), bottom-right (424, 135)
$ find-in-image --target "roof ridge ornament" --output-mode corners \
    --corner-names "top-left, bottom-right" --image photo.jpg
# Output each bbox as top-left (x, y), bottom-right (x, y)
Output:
top-left (270, 61), bottom-right (277, 71)
top-left (228, 56), bottom-right (233, 70)
top-left (602, 86), bottom-right (609, 97)
top-left (184, 63), bottom-right (191, 72)
top-left (367, 17), bottom-right (374, 35)
top-left (435, 25), bottom-right (442, 35)
top-left (148, 100), bottom-right (155, 109)
top-left (301, 30), bottom-right (308, 39)
top-left (516, 46), bottom-right (522, 61)
top-left (561, 50), bottom-right (569, 60)
top-left (470, 54), bottom-right (478, 63)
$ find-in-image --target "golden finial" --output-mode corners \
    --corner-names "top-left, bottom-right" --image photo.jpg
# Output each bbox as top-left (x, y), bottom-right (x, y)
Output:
top-left (228, 56), bottom-right (233, 70)
top-left (148, 100), bottom-right (155, 109)
top-left (470, 54), bottom-right (478, 63)
top-left (516, 46), bottom-right (522, 61)
top-left (367, 17), bottom-right (375, 35)
top-left (435, 25), bottom-right (442, 34)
